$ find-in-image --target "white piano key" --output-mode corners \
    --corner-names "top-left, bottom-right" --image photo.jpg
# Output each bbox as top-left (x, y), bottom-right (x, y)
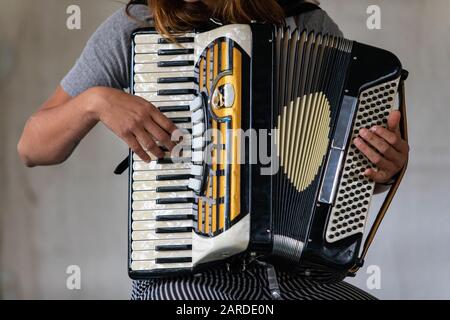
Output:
top-left (133, 161), bottom-right (190, 171)
top-left (133, 220), bottom-right (193, 231)
top-left (135, 63), bottom-right (194, 74)
top-left (152, 100), bottom-right (191, 107)
top-left (132, 209), bottom-right (193, 221)
top-left (132, 201), bottom-right (192, 211)
top-left (192, 123), bottom-right (205, 137)
top-left (191, 109), bottom-right (204, 123)
top-left (132, 151), bottom-right (174, 162)
top-left (132, 238), bottom-right (192, 251)
top-left (134, 43), bottom-right (195, 54)
top-left (133, 180), bottom-right (189, 191)
top-left (163, 111), bottom-right (192, 118)
top-left (188, 178), bottom-right (203, 193)
top-left (131, 250), bottom-right (192, 261)
top-left (157, 139), bottom-right (192, 150)
top-left (133, 169), bottom-right (190, 181)
top-left (132, 230), bottom-right (192, 241)
top-left (192, 136), bottom-right (205, 149)
top-left (134, 54), bottom-right (194, 64)
top-left (131, 260), bottom-right (192, 271)
top-left (134, 34), bottom-right (195, 44)
top-left (134, 82), bottom-right (195, 93)
top-left (190, 165), bottom-right (204, 176)
top-left (134, 72), bottom-right (194, 83)
top-left (178, 134), bottom-right (192, 145)
top-left (192, 151), bottom-right (204, 163)
top-left (176, 122), bottom-right (192, 130)
top-left (132, 190), bottom-right (194, 201)
top-left (189, 96), bottom-right (203, 112)
top-left (135, 92), bottom-right (195, 103)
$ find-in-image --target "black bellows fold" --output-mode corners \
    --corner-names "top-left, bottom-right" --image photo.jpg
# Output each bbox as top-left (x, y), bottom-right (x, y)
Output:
top-left (272, 28), bottom-right (352, 262)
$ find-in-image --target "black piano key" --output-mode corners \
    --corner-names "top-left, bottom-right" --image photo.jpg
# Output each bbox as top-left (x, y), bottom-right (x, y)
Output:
top-left (156, 174), bottom-right (192, 181)
top-left (158, 37), bottom-right (194, 44)
top-left (158, 105), bottom-right (190, 113)
top-left (155, 257), bottom-right (192, 264)
top-left (158, 48), bottom-right (194, 56)
top-left (156, 214), bottom-right (194, 221)
top-left (155, 244), bottom-right (193, 251)
top-left (157, 158), bottom-right (190, 165)
top-left (157, 60), bottom-right (194, 68)
top-left (157, 158), bottom-right (176, 165)
top-left (156, 198), bottom-right (194, 205)
top-left (155, 227), bottom-right (193, 234)
top-left (158, 89), bottom-right (196, 96)
top-left (158, 77), bottom-right (196, 84)
top-left (170, 117), bottom-right (191, 124)
top-left (156, 186), bottom-right (190, 193)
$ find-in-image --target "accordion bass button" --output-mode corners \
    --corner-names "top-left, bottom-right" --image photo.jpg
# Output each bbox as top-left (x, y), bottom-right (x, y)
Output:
top-left (189, 96), bottom-right (203, 112)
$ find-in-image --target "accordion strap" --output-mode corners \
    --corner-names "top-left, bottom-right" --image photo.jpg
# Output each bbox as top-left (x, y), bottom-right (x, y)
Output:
top-left (350, 71), bottom-right (409, 275)
top-left (283, 2), bottom-right (321, 17)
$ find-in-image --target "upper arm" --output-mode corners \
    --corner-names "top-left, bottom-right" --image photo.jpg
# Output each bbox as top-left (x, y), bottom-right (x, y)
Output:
top-left (60, 6), bottom-right (148, 98)
top-left (40, 86), bottom-right (72, 111)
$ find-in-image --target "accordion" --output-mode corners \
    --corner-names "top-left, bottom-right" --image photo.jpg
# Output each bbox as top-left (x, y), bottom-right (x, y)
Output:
top-left (127, 24), bottom-right (408, 279)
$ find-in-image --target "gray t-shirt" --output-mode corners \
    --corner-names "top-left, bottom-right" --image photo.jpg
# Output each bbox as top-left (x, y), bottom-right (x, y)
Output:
top-left (61, 4), bottom-right (342, 97)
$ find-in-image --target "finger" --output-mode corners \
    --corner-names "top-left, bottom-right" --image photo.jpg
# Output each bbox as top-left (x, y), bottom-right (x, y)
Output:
top-left (364, 168), bottom-right (392, 184)
top-left (149, 105), bottom-right (178, 135)
top-left (359, 128), bottom-right (401, 161)
top-left (133, 128), bottom-right (165, 159)
top-left (122, 134), bottom-right (152, 163)
top-left (143, 119), bottom-right (177, 151)
top-left (369, 126), bottom-right (407, 153)
top-left (387, 110), bottom-right (401, 135)
top-left (353, 137), bottom-right (394, 171)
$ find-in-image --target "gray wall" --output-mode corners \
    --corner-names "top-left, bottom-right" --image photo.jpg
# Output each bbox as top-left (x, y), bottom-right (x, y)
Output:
top-left (0, 0), bottom-right (449, 299)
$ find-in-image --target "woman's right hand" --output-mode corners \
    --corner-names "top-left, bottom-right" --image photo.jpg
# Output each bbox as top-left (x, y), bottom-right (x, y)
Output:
top-left (88, 87), bottom-right (178, 163)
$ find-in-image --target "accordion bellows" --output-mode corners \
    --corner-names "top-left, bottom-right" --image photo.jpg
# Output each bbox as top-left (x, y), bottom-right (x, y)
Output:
top-left (127, 24), bottom-right (406, 279)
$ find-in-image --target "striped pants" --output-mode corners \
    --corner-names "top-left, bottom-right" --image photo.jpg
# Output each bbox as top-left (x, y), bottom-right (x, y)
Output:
top-left (131, 264), bottom-right (376, 300)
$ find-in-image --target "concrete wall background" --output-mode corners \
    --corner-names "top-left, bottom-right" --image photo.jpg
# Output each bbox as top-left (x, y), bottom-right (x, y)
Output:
top-left (0, 0), bottom-right (449, 299)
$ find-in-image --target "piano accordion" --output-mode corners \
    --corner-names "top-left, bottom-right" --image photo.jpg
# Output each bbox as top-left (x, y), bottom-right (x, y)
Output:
top-left (128, 24), bottom-right (408, 279)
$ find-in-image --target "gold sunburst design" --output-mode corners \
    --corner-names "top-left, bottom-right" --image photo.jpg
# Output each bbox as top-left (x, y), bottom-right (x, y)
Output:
top-left (276, 92), bottom-right (331, 192)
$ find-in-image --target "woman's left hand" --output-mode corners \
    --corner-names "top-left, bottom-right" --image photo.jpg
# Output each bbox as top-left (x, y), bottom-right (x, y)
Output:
top-left (353, 110), bottom-right (409, 184)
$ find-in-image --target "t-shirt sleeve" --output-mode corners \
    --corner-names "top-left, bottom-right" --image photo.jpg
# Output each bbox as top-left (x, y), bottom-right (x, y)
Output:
top-left (61, 6), bottom-right (150, 97)
top-left (297, 9), bottom-right (344, 37)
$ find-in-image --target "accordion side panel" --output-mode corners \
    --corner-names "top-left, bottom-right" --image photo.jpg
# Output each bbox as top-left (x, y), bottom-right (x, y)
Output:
top-left (325, 78), bottom-right (401, 243)
top-left (194, 39), bottom-right (246, 236)
top-left (190, 25), bottom-right (253, 266)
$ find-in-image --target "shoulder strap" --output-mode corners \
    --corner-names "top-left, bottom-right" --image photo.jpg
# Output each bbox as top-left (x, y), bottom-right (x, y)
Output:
top-left (281, 1), bottom-right (321, 17)
top-left (349, 70), bottom-right (409, 275)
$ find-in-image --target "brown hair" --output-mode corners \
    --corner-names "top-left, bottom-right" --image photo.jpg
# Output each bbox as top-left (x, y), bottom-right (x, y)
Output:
top-left (127, 0), bottom-right (285, 37)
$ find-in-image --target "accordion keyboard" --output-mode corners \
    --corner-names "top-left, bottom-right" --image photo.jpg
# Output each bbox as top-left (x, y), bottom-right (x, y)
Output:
top-left (130, 33), bottom-right (198, 272)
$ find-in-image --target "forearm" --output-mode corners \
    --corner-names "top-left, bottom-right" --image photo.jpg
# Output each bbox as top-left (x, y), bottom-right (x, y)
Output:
top-left (18, 89), bottom-right (100, 167)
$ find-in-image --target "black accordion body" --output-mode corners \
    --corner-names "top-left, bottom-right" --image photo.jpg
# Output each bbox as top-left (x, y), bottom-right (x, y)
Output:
top-left (127, 24), bottom-right (408, 279)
